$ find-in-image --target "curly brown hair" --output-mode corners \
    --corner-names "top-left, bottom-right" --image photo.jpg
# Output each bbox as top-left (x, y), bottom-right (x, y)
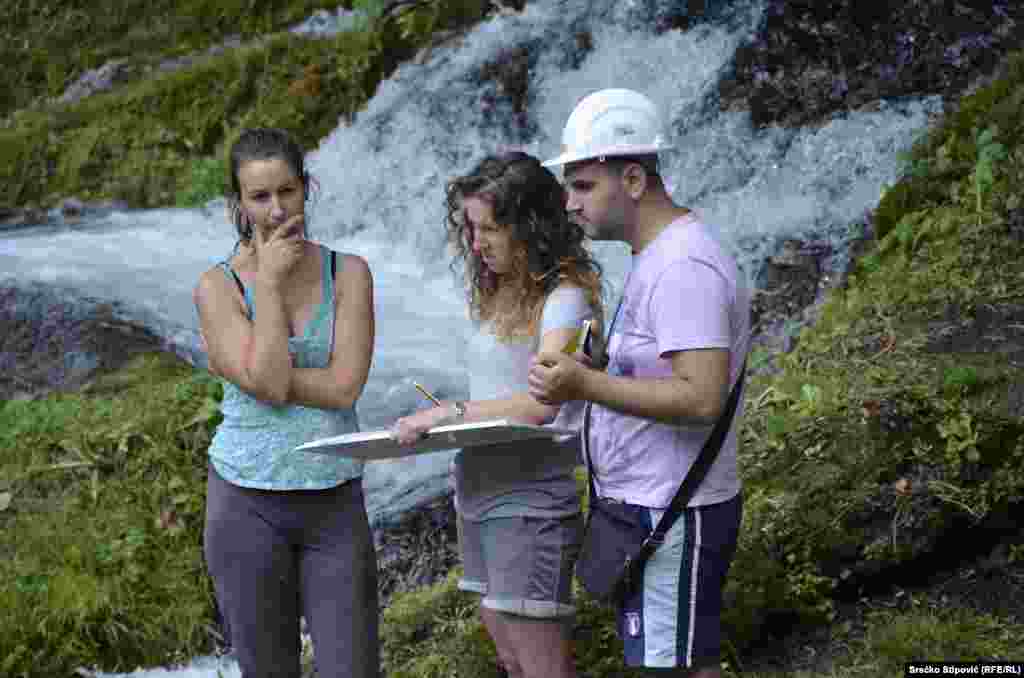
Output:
top-left (445, 151), bottom-right (604, 340)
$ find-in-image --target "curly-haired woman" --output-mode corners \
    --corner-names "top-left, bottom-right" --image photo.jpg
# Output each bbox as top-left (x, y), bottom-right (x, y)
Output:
top-left (392, 151), bottom-right (605, 678)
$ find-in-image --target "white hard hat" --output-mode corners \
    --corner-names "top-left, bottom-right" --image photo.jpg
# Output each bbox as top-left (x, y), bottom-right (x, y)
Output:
top-left (542, 88), bottom-right (673, 168)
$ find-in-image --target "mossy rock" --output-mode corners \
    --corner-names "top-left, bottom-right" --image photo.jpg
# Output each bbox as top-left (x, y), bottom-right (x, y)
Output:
top-left (0, 0), bottom-right (349, 118)
top-left (1, 0), bottom-right (494, 209)
top-left (876, 52), bottom-right (1024, 240)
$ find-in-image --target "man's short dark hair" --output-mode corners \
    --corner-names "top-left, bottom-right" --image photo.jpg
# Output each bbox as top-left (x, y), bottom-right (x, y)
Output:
top-left (606, 153), bottom-right (661, 178)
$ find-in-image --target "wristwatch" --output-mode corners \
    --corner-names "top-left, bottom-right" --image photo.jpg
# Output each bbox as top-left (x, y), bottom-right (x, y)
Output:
top-left (451, 401), bottom-right (467, 420)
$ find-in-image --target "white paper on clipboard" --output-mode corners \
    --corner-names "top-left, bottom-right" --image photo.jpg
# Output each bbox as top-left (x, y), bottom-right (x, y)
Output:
top-left (295, 419), bottom-right (577, 460)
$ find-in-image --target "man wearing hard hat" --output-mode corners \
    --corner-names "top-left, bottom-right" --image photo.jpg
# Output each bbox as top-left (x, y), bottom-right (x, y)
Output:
top-left (529, 88), bottom-right (751, 678)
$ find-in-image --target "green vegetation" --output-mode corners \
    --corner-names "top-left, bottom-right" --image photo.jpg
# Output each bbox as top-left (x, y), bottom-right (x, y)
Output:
top-left (378, 577), bottom-right (1024, 678)
top-left (0, 0), bottom-right (493, 209)
top-left (380, 571), bottom-right (501, 677)
top-left (725, 50), bottom-right (1024, 647)
top-left (0, 354), bottom-right (222, 676)
top-left (734, 606), bottom-right (1024, 677)
top-left (0, 0), bottom-right (347, 118)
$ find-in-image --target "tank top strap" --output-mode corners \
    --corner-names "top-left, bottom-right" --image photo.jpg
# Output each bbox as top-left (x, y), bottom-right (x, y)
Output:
top-left (319, 245), bottom-right (336, 304)
top-left (218, 261), bottom-right (253, 318)
top-left (318, 246), bottom-right (339, 358)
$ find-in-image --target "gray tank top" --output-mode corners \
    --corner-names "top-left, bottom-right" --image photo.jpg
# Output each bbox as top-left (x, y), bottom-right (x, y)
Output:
top-left (455, 285), bottom-right (593, 521)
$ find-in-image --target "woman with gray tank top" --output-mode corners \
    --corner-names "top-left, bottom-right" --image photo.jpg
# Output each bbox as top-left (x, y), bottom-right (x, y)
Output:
top-left (391, 152), bottom-right (605, 678)
top-left (193, 128), bottom-right (378, 678)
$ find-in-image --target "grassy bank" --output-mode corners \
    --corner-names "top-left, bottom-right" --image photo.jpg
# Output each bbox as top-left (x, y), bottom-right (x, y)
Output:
top-left (721, 48), bottom-right (1024, 658)
top-left (0, 0), bottom-right (493, 209)
top-left (0, 355), bottom-right (221, 676)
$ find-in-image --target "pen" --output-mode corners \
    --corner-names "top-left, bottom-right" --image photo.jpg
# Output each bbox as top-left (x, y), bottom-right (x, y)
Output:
top-left (413, 381), bottom-right (443, 407)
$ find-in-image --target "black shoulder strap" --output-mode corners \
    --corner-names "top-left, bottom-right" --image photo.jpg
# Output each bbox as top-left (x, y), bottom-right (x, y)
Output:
top-left (219, 262), bottom-right (246, 299)
top-left (331, 250), bottom-right (337, 281)
top-left (637, 360), bottom-right (746, 557)
top-left (582, 359), bottom-right (747, 564)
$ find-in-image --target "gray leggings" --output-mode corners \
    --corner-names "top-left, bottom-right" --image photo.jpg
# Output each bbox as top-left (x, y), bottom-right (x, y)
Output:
top-left (204, 467), bottom-right (379, 678)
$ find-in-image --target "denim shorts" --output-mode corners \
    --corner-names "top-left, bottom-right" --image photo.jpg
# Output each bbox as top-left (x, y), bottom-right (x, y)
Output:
top-left (458, 513), bottom-right (583, 618)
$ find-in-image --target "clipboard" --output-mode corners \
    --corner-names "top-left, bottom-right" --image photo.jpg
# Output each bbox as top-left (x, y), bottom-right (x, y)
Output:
top-left (295, 419), bottom-right (577, 460)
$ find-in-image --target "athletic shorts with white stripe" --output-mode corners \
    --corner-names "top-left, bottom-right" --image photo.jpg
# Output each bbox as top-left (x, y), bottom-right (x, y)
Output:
top-left (617, 492), bottom-right (742, 669)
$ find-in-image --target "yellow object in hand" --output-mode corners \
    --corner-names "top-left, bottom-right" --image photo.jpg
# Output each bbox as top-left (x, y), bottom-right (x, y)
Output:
top-left (412, 381), bottom-right (443, 406)
top-left (561, 319), bottom-right (593, 354)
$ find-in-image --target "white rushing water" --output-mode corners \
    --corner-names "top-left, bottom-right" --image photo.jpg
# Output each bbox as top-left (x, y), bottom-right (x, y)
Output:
top-left (0, 0), bottom-right (945, 674)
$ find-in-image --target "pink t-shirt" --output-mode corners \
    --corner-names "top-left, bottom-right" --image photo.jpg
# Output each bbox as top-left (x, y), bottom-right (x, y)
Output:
top-left (587, 214), bottom-right (751, 508)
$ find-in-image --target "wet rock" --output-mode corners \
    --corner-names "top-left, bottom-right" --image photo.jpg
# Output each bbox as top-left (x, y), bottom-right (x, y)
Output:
top-left (924, 302), bottom-right (1024, 358)
top-left (719, 0), bottom-right (1024, 128)
top-left (50, 197), bottom-right (132, 222)
top-left (553, 25), bottom-right (595, 71)
top-left (874, 399), bottom-right (915, 436)
top-left (750, 238), bottom-right (831, 356)
top-left (60, 197), bottom-right (86, 219)
top-left (289, 7), bottom-right (363, 37)
top-left (153, 36), bottom-right (247, 76)
top-left (1005, 381), bottom-right (1024, 420)
top-left (1006, 207), bottom-right (1024, 244)
top-left (492, 0), bottom-right (526, 13)
top-left (0, 206), bottom-right (51, 231)
top-left (476, 44), bottom-right (539, 141)
top-left (373, 493), bottom-right (459, 606)
top-left (609, 0), bottom-right (739, 34)
top-left (55, 60), bottom-right (137, 106)
top-left (0, 283), bottom-right (166, 401)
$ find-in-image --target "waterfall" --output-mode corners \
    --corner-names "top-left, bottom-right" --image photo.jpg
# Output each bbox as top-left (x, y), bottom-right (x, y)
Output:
top-left (1, 0), bottom-right (940, 528)
top-left (3, 3), bottom-right (945, 671)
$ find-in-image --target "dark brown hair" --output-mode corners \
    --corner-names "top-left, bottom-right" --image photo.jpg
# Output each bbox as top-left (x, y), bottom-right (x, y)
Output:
top-left (225, 128), bottom-right (317, 244)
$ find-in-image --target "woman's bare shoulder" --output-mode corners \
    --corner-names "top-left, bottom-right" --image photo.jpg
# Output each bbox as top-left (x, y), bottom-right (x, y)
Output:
top-left (194, 258), bottom-right (242, 306)
top-left (330, 251), bottom-right (371, 279)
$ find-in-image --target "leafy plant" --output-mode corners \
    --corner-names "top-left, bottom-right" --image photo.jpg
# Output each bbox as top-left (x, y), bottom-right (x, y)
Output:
top-left (0, 353), bottom-right (222, 676)
top-left (177, 155), bottom-right (226, 207)
top-left (942, 365), bottom-right (980, 394)
top-left (972, 126), bottom-right (1007, 221)
top-left (788, 383), bottom-right (823, 417)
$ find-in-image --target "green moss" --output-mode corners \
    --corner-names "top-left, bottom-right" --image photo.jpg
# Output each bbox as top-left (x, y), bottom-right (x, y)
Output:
top-left (876, 51), bottom-right (1024, 240)
top-left (861, 608), bottom-right (1023, 674)
top-left (1, 0), bottom-right (493, 208)
top-left (0, 114), bottom-right (51, 206)
top-left (729, 605), bottom-right (1024, 678)
top-left (0, 0), bottom-right (347, 118)
top-left (381, 571), bottom-right (502, 678)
